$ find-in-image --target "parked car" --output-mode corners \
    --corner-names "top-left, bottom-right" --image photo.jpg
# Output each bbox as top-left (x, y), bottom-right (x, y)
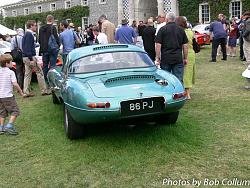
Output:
top-left (192, 24), bottom-right (210, 35)
top-left (195, 32), bottom-right (211, 46)
top-left (48, 44), bottom-right (187, 139)
top-left (192, 24), bottom-right (211, 46)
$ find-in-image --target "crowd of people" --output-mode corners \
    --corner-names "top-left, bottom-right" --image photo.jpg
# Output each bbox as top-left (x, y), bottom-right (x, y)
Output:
top-left (0, 10), bottom-right (250, 135)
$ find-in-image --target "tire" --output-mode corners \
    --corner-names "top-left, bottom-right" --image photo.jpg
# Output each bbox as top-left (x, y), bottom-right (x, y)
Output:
top-left (157, 111), bottom-right (179, 125)
top-left (64, 104), bottom-right (85, 139)
top-left (52, 91), bottom-right (60, 104)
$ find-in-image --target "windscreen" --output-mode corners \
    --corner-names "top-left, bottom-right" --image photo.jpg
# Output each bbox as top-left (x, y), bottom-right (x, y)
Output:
top-left (68, 51), bottom-right (154, 74)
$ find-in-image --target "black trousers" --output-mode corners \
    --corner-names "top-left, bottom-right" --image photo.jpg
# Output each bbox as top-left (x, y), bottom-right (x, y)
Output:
top-left (16, 61), bottom-right (24, 89)
top-left (145, 49), bottom-right (156, 62)
top-left (239, 35), bottom-right (245, 59)
top-left (211, 38), bottom-right (227, 61)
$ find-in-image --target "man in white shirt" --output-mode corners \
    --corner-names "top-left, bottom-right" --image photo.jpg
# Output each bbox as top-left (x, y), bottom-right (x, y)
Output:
top-left (93, 26), bottom-right (108, 44)
top-left (155, 13), bottom-right (166, 36)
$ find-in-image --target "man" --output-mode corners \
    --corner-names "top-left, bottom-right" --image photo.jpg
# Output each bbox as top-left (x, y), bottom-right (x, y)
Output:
top-left (155, 13), bottom-right (166, 36)
top-left (142, 18), bottom-right (156, 61)
top-left (242, 11), bottom-right (250, 66)
top-left (155, 12), bottom-right (188, 82)
top-left (115, 19), bottom-right (137, 45)
top-left (38, 15), bottom-right (60, 82)
top-left (22, 20), bottom-right (48, 97)
top-left (238, 16), bottom-right (246, 61)
top-left (138, 21), bottom-right (146, 36)
top-left (59, 20), bottom-right (77, 64)
top-left (99, 15), bottom-right (116, 43)
top-left (92, 26), bottom-right (108, 44)
top-left (76, 27), bottom-right (86, 47)
top-left (11, 28), bottom-right (24, 89)
top-left (209, 14), bottom-right (228, 62)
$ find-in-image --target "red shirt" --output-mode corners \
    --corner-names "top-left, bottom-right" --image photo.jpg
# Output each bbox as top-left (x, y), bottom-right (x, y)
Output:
top-left (229, 24), bottom-right (238, 38)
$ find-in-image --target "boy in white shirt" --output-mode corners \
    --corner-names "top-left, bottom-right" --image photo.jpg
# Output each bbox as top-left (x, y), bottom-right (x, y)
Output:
top-left (93, 26), bottom-right (108, 44)
top-left (0, 54), bottom-right (24, 135)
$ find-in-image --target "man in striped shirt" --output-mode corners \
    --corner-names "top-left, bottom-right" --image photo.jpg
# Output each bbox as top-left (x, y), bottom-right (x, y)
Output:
top-left (0, 54), bottom-right (24, 135)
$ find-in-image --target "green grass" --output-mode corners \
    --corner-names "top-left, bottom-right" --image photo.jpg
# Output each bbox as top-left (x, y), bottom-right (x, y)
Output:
top-left (0, 47), bottom-right (250, 188)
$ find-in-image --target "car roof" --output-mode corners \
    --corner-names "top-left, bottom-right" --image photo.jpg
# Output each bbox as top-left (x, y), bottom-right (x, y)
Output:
top-left (193, 24), bottom-right (210, 29)
top-left (68, 44), bottom-right (146, 62)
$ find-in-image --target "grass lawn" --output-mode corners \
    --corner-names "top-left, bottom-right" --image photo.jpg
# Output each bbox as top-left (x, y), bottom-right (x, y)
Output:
top-left (0, 47), bottom-right (249, 188)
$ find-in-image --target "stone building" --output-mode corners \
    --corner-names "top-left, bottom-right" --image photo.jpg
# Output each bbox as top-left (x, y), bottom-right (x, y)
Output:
top-left (1, 0), bottom-right (179, 27)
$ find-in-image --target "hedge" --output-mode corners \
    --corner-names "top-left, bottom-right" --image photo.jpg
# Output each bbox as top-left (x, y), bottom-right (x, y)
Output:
top-left (4, 5), bottom-right (89, 30)
top-left (179, 0), bottom-right (250, 24)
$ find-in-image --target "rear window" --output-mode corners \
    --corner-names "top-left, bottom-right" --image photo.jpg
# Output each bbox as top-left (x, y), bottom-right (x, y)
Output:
top-left (68, 51), bottom-right (154, 74)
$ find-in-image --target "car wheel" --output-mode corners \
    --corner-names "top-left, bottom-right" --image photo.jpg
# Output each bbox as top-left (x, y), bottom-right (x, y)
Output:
top-left (52, 91), bottom-right (60, 104)
top-left (63, 104), bottom-right (85, 139)
top-left (156, 111), bottom-right (179, 125)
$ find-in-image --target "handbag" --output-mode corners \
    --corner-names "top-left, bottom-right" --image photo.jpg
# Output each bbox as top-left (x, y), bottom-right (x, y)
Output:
top-left (11, 36), bottom-right (23, 62)
top-left (72, 30), bottom-right (81, 48)
top-left (48, 26), bottom-right (59, 52)
top-left (192, 38), bottom-right (200, 53)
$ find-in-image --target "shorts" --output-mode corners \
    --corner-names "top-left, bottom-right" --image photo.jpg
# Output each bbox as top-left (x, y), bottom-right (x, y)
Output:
top-left (0, 96), bottom-right (20, 118)
top-left (228, 38), bottom-right (237, 47)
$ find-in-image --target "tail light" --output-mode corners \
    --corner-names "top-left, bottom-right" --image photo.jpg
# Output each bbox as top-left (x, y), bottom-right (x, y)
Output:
top-left (173, 92), bottom-right (186, 100)
top-left (87, 102), bottom-right (110, 108)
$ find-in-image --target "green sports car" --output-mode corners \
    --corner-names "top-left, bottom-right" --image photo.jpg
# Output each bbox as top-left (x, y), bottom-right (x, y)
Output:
top-left (48, 44), bottom-right (186, 139)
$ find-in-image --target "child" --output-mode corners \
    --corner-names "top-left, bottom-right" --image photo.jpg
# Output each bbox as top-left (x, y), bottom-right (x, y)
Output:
top-left (0, 54), bottom-right (24, 135)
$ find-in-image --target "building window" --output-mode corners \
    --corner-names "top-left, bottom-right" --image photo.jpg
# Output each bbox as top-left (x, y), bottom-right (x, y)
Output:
top-left (37, 6), bottom-right (42, 13)
top-left (199, 3), bottom-right (210, 24)
top-left (24, 8), bottom-right (29, 15)
top-left (99, 0), bottom-right (106, 5)
top-left (81, 0), bottom-right (88, 6)
top-left (230, 0), bottom-right (242, 19)
top-left (50, 3), bottom-right (56, 11)
top-left (12, 10), bottom-right (17, 17)
top-left (82, 17), bottom-right (89, 29)
top-left (65, 1), bottom-right (71, 9)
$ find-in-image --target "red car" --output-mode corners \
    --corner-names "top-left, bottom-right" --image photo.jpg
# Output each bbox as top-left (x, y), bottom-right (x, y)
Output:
top-left (195, 32), bottom-right (211, 46)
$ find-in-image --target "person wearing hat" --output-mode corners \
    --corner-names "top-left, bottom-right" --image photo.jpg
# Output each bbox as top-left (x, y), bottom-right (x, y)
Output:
top-left (11, 28), bottom-right (24, 89)
top-left (155, 13), bottom-right (166, 36)
top-left (115, 19), bottom-right (137, 45)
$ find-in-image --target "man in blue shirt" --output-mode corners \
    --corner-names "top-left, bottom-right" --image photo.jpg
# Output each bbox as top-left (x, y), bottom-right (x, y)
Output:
top-left (59, 20), bottom-right (77, 64)
top-left (115, 19), bottom-right (137, 44)
top-left (209, 14), bottom-right (228, 62)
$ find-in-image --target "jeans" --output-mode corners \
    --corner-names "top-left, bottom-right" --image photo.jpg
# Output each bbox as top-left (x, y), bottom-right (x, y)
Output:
top-left (211, 38), bottom-right (227, 61)
top-left (160, 63), bottom-right (184, 83)
top-left (15, 60), bottom-right (24, 89)
top-left (240, 35), bottom-right (245, 59)
top-left (42, 49), bottom-right (59, 82)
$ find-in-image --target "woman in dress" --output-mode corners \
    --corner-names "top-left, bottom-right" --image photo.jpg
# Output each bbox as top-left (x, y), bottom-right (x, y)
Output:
top-left (176, 16), bottom-right (196, 100)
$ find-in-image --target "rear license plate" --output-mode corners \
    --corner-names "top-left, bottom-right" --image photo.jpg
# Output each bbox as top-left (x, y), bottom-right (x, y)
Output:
top-left (121, 97), bottom-right (165, 117)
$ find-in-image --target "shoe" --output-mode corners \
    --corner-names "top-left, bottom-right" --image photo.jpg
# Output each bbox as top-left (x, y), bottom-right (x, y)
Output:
top-left (0, 126), bottom-right (4, 135)
top-left (241, 58), bottom-right (246, 61)
top-left (23, 93), bottom-right (35, 98)
top-left (221, 58), bottom-right (227, 61)
top-left (42, 92), bottom-right (51, 96)
top-left (244, 86), bottom-right (250, 90)
top-left (4, 126), bottom-right (18, 135)
top-left (209, 60), bottom-right (216, 63)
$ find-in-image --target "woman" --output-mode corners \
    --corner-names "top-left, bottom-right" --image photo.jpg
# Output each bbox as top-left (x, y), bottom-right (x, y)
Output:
top-left (176, 16), bottom-right (196, 100)
top-left (228, 18), bottom-right (238, 57)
